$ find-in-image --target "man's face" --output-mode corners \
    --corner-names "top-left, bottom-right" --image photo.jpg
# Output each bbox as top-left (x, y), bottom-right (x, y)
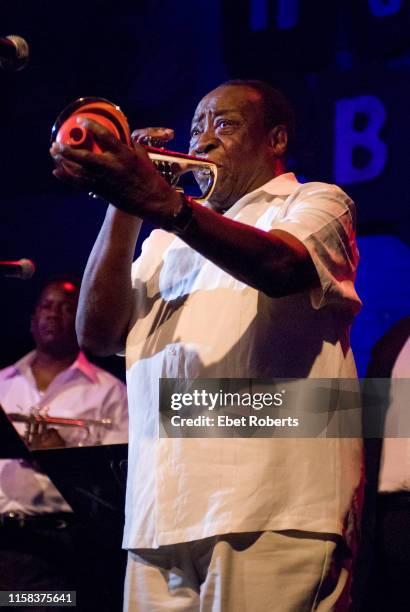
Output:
top-left (30, 282), bottom-right (79, 357)
top-left (189, 85), bottom-right (274, 211)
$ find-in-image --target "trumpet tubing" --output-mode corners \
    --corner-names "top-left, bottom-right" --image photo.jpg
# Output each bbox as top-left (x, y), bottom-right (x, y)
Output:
top-left (145, 145), bottom-right (218, 203)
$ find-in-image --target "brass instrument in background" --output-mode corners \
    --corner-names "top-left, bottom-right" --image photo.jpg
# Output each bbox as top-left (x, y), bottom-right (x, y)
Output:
top-left (51, 97), bottom-right (218, 203)
top-left (8, 412), bottom-right (112, 448)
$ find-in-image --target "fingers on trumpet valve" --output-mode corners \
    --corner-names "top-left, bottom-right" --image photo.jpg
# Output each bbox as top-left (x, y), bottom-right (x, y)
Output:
top-left (131, 128), bottom-right (174, 147)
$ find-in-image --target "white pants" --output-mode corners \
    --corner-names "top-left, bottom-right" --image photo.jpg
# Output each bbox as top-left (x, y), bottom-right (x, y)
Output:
top-left (123, 530), bottom-right (352, 611)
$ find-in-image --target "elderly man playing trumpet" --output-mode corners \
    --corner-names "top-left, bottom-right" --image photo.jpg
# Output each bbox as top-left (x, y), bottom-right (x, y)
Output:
top-left (51, 80), bottom-right (363, 611)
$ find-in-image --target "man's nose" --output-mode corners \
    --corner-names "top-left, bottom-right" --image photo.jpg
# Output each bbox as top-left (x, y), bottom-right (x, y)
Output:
top-left (46, 304), bottom-right (63, 317)
top-left (192, 134), bottom-right (219, 157)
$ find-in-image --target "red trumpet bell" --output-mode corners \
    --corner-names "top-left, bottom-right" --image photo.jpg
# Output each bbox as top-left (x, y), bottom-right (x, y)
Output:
top-left (51, 97), bottom-right (131, 153)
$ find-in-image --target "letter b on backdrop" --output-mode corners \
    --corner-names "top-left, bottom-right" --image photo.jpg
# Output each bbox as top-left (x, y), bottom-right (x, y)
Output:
top-left (334, 96), bottom-right (387, 185)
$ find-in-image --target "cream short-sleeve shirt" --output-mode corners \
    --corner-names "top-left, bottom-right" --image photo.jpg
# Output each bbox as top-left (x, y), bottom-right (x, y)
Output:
top-left (123, 173), bottom-right (363, 549)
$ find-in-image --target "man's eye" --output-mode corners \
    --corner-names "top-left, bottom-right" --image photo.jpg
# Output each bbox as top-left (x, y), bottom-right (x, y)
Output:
top-left (216, 120), bottom-right (236, 130)
top-left (190, 128), bottom-right (201, 138)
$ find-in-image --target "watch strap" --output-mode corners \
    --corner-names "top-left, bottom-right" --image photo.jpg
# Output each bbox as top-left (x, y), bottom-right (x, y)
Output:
top-left (170, 193), bottom-right (196, 235)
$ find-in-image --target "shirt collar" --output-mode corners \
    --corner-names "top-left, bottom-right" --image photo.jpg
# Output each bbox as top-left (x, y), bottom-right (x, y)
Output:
top-left (3, 350), bottom-right (98, 384)
top-left (70, 351), bottom-right (99, 383)
top-left (223, 172), bottom-right (300, 219)
top-left (5, 350), bottom-right (36, 378)
top-left (258, 172), bottom-right (300, 196)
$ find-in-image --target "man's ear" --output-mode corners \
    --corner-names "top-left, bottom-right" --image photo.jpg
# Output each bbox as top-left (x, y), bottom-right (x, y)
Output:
top-left (269, 125), bottom-right (288, 157)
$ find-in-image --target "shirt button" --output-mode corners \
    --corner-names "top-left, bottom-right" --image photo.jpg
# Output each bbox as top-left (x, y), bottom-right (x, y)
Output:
top-left (168, 347), bottom-right (177, 355)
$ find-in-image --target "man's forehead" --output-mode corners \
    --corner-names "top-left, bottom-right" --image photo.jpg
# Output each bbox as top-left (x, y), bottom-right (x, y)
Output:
top-left (37, 282), bottom-right (79, 304)
top-left (192, 85), bottom-right (261, 122)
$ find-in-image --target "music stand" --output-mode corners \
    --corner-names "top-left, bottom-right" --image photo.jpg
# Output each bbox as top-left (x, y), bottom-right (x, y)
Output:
top-left (32, 444), bottom-right (129, 611)
top-left (31, 444), bottom-right (129, 612)
top-left (0, 404), bottom-right (30, 459)
top-left (1, 406), bottom-right (128, 609)
top-left (1, 403), bottom-right (127, 530)
top-left (31, 443), bottom-right (128, 533)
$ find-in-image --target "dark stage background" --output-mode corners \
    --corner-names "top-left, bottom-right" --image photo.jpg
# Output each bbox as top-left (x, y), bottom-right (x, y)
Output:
top-left (0, 0), bottom-right (409, 377)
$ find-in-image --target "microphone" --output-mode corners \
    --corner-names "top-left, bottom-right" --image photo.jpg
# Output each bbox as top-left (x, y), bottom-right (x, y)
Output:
top-left (0, 259), bottom-right (35, 280)
top-left (0, 35), bottom-right (29, 71)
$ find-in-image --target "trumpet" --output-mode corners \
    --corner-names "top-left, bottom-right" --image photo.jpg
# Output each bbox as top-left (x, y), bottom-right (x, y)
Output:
top-left (8, 412), bottom-right (112, 447)
top-left (51, 97), bottom-right (218, 203)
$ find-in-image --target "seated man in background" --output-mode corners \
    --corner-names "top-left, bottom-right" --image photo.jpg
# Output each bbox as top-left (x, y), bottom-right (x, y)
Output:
top-left (0, 277), bottom-right (128, 611)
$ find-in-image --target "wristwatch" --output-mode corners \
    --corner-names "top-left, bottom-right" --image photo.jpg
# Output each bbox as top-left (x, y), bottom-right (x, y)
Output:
top-left (170, 193), bottom-right (196, 236)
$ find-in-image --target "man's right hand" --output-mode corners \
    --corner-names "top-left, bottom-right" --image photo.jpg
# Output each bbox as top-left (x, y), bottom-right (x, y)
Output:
top-left (53, 124), bottom-right (177, 356)
top-left (29, 427), bottom-right (66, 450)
top-left (50, 121), bottom-right (179, 224)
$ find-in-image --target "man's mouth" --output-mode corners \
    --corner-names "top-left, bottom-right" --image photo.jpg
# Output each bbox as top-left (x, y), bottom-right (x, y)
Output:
top-left (42, 323), bottom-right (62, 334)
